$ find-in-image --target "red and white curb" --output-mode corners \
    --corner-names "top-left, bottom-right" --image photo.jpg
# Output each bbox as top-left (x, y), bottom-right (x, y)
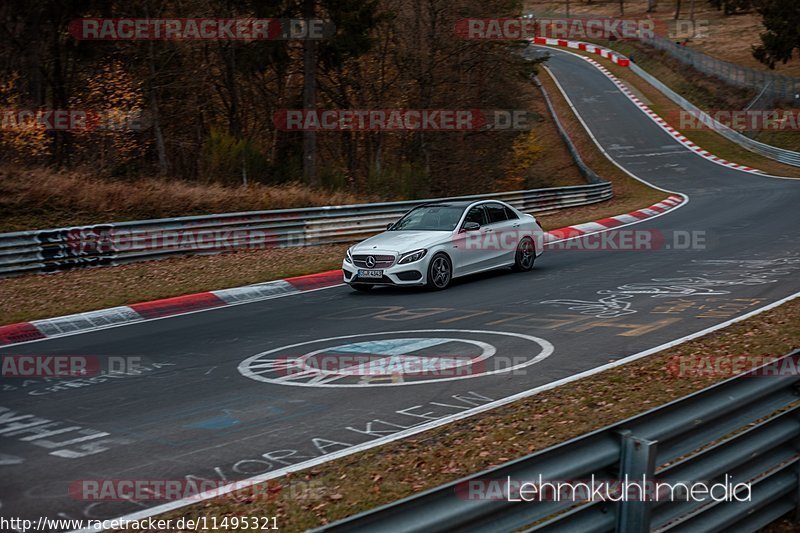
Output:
top-left (583, 57), bottom-right (763, 174)
top-left (0, 271), bottom-right (342, 346)
top-left (531, 36), bottom-right (630, 67)
top-left (545, 194), bottom-right (683, 241)
top-left (0, 195), bottom-right (685, 347)
top-left (533, 39), bottom-right (764, 174)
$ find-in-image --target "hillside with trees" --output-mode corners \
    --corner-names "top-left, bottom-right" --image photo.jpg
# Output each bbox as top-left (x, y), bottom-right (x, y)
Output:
top-left (0, 0), bottom-right (549, 206)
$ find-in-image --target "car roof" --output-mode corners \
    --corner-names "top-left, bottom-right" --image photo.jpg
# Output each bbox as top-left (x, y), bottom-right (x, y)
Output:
top-left (419, 200), bottom-right (473, 207)
top-left (420, 199), bottom-right (507, 208)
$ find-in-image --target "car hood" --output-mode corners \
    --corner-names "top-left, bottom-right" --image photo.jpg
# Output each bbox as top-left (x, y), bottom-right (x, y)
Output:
top-left (353, 230), bottom-right (452, 254)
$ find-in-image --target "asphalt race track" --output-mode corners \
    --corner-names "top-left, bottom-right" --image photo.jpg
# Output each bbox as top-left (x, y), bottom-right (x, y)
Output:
top-left (2, 47), bottom-right (799, 527)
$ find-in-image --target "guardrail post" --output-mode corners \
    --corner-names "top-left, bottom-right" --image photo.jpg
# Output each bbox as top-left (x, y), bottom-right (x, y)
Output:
top-left (795, 460), bottom-right (800, 522)
top-left (616, 430), bottom-right (657, 533)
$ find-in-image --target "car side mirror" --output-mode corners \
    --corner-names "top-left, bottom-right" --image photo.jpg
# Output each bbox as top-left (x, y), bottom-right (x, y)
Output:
top-left (461, 221), bottom-right (481, 233)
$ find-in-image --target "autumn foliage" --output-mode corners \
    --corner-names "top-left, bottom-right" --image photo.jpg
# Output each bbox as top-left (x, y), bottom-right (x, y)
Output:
top-left (0, 0), bottom-right (545, 200)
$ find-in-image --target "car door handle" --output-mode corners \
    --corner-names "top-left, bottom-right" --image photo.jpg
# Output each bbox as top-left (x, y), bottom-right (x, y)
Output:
top-left (484, 228), bottom-right (493, 232)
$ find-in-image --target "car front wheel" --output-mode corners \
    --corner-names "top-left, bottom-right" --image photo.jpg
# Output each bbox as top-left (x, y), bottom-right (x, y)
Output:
top-left (426, 253), bottom-right (452, 290)
top-left (513, 237), bottom-right (536, 272)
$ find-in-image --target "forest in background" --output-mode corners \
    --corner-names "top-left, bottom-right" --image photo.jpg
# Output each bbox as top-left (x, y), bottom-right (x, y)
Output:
top-left (0, 0), bottom-right (547, 201)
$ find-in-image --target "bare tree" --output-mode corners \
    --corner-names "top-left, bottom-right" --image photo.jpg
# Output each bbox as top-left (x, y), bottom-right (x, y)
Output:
top-left (303, 0), bottom-right (319, 186)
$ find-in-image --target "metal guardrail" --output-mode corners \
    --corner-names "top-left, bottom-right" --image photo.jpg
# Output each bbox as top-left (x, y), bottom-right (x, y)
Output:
top-left (641, 35), bottom-right (800, 106)
top-left (0, 182), bottom-right (613, 277)
top-left (533, 75), bottom-right (604, 185)
top-left (528, 11), bottom-right (800, 167)
top-left (319, 349), bottom-right (800, 533)
top-left (532, 10), bottom-right (800, 103)
top-left (629, 62), bottom-right (800, 168)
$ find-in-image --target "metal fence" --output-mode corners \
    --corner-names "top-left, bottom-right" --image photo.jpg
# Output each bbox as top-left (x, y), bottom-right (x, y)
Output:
top-left (319, 349), bottom-right (800, 533)
top-left (0, 182), bottom-right (613, 278)
top-left (532, 10), bottom-right (800, 104)
top-left (529, 33), bottom-right (800, 167)
top-left (642, 35), bottom-right (800, 105)
top-left (629, 62), bottom-right (800, 167)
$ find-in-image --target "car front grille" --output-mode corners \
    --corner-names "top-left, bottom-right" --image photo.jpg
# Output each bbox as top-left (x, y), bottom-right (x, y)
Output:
top-left (353, 254), bottom-right (395, 268)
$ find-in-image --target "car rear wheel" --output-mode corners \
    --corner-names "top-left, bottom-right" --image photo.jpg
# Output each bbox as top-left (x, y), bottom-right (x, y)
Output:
top-left (513, 237), bottom-right (536, 272)
top-left (351, 284), bottom-right (373, 292)
top-left (426, 253), bottom-right (452, 290)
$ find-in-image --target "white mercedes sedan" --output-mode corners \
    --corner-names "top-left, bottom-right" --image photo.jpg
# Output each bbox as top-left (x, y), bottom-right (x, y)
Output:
top-left (342, 200), bottom-right (544, 291)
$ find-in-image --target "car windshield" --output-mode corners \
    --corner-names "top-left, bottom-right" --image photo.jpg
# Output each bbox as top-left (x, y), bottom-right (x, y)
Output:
top-left (390, 205), bottom-right (465, 231)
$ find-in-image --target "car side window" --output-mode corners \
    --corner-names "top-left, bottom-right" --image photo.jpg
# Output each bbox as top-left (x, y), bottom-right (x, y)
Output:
top-left (463, 206), bottom-right (486, 226)
top-left (504, 206), bottom-right (519, 220)
top-left (485, 203), bottom-right (508, 224)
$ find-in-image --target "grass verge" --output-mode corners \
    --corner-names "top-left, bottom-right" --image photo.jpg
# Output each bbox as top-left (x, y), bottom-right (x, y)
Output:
top-left (0, 246), bottom-right (346, 325)
top-left (0, 168), bottom-right (383, 233)
top-left (126, 294), bottom-right (800, 531)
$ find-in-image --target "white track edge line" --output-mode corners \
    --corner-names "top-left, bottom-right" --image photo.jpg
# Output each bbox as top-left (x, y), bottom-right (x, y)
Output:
top-left (538, 45), bottom-right (799, 182)
top-left (1, 283), bottom-right (345, 347)
top-left (5, 54), bottom-right (699, 351)
top-left (66, 44), bottom-right (799, 532)
top-left (69, 47), bottom-right (800, 532)
top-left (70, 289), bottom-right (800, 532)
top-left (66, 48), bottom-right (701, 532)
top-left (4, 211), bottom-right (685, 349)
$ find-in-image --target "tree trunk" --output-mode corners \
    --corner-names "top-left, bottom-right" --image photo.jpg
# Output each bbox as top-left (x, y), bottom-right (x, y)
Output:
top-left (50, 23), bottom-right (70, 167)
top-left (147, 40), bottom-right (168, 177)
top-left (302, 0), bottom-right (319, 186)
top-left (674, 0), bottom-right (682, 20)
top-left (222, 43), bottom-right (241, 138)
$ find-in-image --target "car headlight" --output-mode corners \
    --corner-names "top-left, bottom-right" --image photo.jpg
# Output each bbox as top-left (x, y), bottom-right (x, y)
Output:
top-left (398, 249), bottom-right (427, 264)
top-left (345, 248), bottom-right (354, 264)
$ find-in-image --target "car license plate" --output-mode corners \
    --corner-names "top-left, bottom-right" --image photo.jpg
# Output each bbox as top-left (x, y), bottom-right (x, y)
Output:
top-left (358, 269), bottom-right (383, 279)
